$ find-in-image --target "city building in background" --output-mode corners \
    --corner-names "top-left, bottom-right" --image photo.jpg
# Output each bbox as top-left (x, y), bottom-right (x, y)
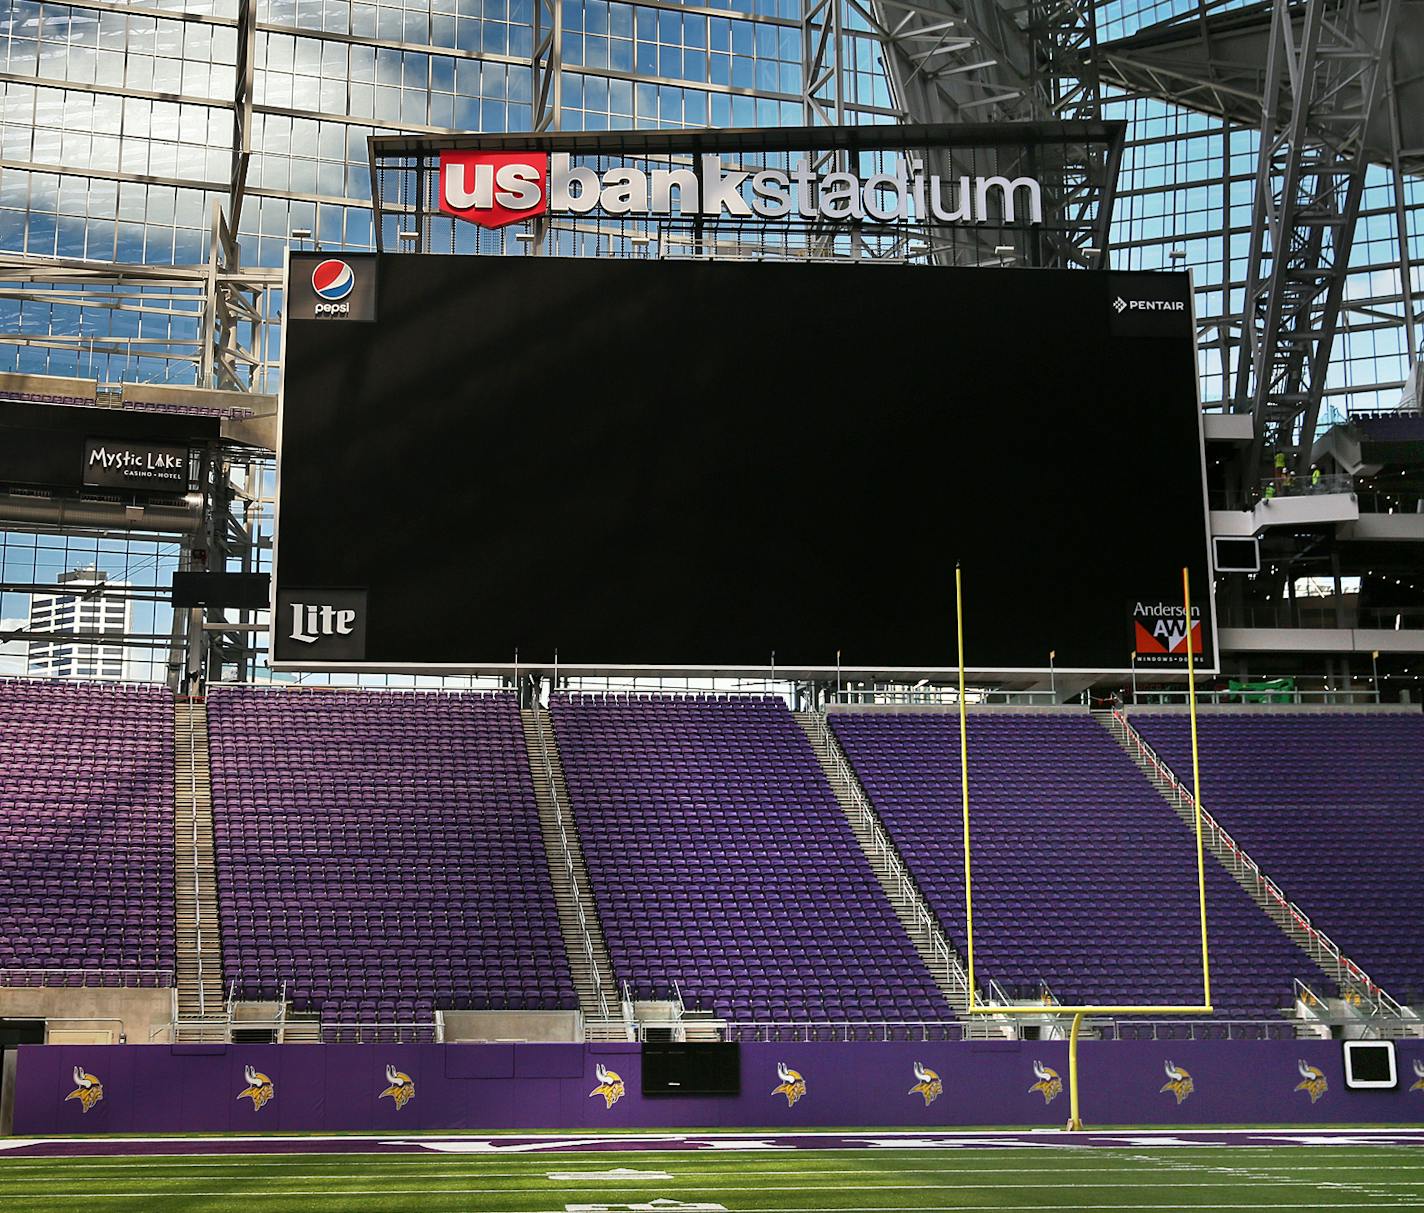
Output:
top-left (26, 565), bottom-right (132, 679)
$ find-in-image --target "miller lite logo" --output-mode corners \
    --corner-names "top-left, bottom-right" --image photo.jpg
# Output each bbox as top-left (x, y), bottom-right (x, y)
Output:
top-left (311, 259), bottom-right (355, 315)
top-left (289, 601), bottom-right (357, 645)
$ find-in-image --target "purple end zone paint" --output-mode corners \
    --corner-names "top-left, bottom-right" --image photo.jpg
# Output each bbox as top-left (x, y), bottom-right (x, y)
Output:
top-left (11, 1040), bottom-right (1424, 1135)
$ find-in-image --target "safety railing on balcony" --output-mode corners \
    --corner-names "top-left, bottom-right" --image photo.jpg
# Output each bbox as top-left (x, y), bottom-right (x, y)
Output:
top-left (808, 712), bottom-right (972, 1011)
top-left (319, 1020), bottom-right (443, 1044)
top-left (529, 704), bottom-right (610, 1022)
top-left (1257, 472), bottom-right (1355, 500)
top-left (0, 967), bottom-right (173, 988)
top-left (724, 1020), bottom-right (971, 1042)
top-left (1109, 708), bottom-right (1409, 1020)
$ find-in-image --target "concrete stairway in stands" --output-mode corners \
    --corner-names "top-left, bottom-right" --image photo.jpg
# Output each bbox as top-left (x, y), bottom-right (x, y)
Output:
top-left (795, 711), bottom-right (973, 1018)
top-left (521, 706), bottom-right (626, 1041)
top-left (1094, 708), bottom-right (1406, 1016)
top-left (173, 700), bottom-right (228, 1042)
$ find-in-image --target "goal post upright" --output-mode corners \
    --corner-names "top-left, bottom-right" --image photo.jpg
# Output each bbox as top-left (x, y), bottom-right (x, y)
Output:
top-left (956, 563), bottom-right (978, 1009)
top-left (955, 565), bottom-right (1214, 1131)
top-left (1184, 564), bottom-right (1213, 1011)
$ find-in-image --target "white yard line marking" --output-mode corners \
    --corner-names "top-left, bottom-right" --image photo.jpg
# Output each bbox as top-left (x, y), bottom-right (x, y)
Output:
top-left (3, 1127), bottom-right (1423, 1148)
top-left (2, 1161), bottom-right (1416, 1177)
top-left (0, 1198), bottom-right (1411, 1210)
top-left (0, 1180), bottom-right (1409, 1196)
top-left (1125, 1150), bottom-right (1402, 1202)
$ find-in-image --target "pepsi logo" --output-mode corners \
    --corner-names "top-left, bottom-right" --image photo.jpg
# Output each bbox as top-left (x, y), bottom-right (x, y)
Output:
top-left (311, 259), bottom-right (354, 301)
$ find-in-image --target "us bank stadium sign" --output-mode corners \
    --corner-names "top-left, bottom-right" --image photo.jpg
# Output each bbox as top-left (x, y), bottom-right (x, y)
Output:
top-left (440, 150), bottom-right (1044, 228)
top-left (367, 121), bottom-right (1127, 264)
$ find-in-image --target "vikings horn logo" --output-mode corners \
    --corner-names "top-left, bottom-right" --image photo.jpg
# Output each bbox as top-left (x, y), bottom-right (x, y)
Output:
top-left (1410, 1059), bottom-right (1424, 1093)
top-left (909, 1061), bottom-right (943, 1106)
top-left (1029, 1060), bottom-right (1062, 1105)
top-left (772, 1061), bottom-right (807, 1107)
top-left (65, 1066), bottom-right (104, 1113)
top-left (238, 1064), bottom-right (275, 1111)
top-left (1295, 1059), bottom-right (1329, 1104)
top-left (589, 1062), bottom-right (625, 1109)
top-left (379, 1064), bottom-right (416, 1110)
top-left (1159, 1060), bottom-right (1194, 1105)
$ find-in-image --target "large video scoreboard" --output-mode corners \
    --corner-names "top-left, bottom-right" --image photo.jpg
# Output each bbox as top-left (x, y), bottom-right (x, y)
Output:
top-left (273, 253), bottom-right (1214, 674)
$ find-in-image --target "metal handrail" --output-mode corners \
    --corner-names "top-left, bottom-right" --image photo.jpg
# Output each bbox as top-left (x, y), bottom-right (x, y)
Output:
top-left (1294, 977), bottom-right (1329, 1014)
top-left (151, 1017), bottom-right (227, 1041)
top-left (621, 979), bottom-right (637, 1038)
top-left (318, 1020), bottom-right (441, 1043)
top-left (809, 713), bottom-right (972, 1010)
top-left (180, 703), bottom-right (208, 1018)
top-left (1101, 1016), bottom-right (1408, 1041)
top-left (0, 967), bottom-right (173, 988)
top-left (530, 704), bottom-right (610, 1021)
top-left (1110, 708), bottom-right (1410, 1020)
top-left (724, 1020), bottom-right (971, 1042)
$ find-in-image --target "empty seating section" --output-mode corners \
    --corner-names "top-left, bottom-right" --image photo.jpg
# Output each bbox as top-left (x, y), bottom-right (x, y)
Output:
top-left (831, 711), bottom-right (1313, 1015)
top-left (0, 679), bottom-right (174, 979)
top-left (1131, 709), bottom-right (1424, 1003)
top-left (551, 694), bottom-right (951, 1023)
top-left (206, 689), bottom-right (574, 1025)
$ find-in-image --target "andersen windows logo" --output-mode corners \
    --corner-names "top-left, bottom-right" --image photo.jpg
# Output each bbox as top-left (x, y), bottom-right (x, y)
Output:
top-left (438, 151), bottom-right (1044, 230)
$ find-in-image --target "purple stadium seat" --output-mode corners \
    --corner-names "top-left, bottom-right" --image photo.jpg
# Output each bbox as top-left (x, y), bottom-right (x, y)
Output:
top-left (550, 693), bottom-right (952, 1024)
top-left (207, 688), bottom-right (575, 1023)
top-left (830, 710), bottom-right (1317, 1016)
top-left (1131, 709), bottom-right (1424, 1004)
top-left (0, 679), bottom-right (175, 976)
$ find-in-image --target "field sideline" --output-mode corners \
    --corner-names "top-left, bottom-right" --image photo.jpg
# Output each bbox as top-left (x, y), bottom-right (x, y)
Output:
top-left (1, 1130), bottom-right (1422, 1211)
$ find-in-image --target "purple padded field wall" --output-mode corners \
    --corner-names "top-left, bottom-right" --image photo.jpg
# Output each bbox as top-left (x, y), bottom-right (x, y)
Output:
top-left (206, 688), bottom-right (574, 1025)
top-left (0, 679), bottom-right (174, 976)
top-left (1131, 710), bottom-right (1424, 1003)
top-left (13, 1039), bottom-right (1424, 1132)
top-left (830, 712), bottom-right (1317, 1015)
top-left (551, 694), bottom-right (950, 1022)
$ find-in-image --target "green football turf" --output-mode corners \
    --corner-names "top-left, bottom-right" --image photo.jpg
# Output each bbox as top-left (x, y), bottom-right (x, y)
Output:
top-left (2, 1144), bottom-right (1423, 1211)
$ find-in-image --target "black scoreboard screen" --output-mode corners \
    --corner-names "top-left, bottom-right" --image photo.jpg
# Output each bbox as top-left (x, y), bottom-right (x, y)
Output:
top-left (274, 253), bottom-right (1213, 673)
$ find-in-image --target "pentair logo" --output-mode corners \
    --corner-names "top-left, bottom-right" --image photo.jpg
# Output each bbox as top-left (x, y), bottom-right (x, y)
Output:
top-left (1112, 296), bottom-right (1128, 313)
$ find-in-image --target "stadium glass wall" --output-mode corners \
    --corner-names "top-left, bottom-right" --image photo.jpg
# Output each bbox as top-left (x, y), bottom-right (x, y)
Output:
top-left (0, 0), bottom-right (1420, 683)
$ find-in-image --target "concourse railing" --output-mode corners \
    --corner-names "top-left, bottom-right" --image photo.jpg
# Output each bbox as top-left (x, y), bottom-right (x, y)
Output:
top-left (0, 967), bottom-right (173, 988)
top-left (1110, 708), bottom-right (1409, 1021)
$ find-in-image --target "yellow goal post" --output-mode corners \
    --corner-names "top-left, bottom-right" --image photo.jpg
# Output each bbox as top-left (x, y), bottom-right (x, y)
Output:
top-left (954, 565), bottom-right (1214, 1129)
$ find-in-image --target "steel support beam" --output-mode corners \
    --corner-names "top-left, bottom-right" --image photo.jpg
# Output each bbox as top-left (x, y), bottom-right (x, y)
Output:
top-left (1236, 0), bottom-right (1400, 478)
